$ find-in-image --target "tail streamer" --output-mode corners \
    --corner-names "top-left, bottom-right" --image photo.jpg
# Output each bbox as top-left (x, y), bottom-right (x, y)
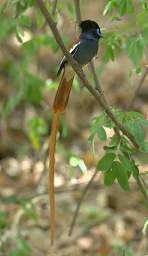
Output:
top-left (49, 69), bottom-right (74, 244)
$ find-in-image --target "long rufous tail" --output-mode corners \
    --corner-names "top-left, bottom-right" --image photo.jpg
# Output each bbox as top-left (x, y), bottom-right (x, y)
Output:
top-left (49, 68), bottom-right (74, 245)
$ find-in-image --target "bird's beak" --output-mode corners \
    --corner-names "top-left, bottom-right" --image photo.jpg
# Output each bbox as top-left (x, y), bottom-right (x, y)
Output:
top-left (97, 29), bottom-right (103, 38)
top-left (99, 32), bottom-right (103, 38)
top-left (98, 32), bottom-right (103, 38)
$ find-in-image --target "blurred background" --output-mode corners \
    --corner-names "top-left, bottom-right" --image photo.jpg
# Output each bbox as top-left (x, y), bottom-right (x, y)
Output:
top-left (0, 0), bottom-right (148, 255)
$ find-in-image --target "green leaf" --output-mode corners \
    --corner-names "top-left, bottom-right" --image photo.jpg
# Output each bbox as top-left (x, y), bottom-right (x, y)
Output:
top-left (141, 119), bottom-right (148, 126)
top-left (125, 120), bottom-right (145, 148)
top-left (90, 114), bottom-right (106, 133)
top-left (36, 8), bottom-right (45, 28)
top-left (127, 35), bottom-right (145, 66)
top-left (114, 161), bottom-right (130, 191)
top-left (141, 0), bottom-right (148, 10)
top-left (125, 111), bottom-right (144, 120)
top-left (0, 2), bottom-right (8, 14)
top-left (120, 140), bottom-right (133, 154)
top-left (3, 92), bottom-right (23, 117)
top-left (24, 74), bottom-right (44, 103)
top-left (104, 167), bottom-right (117, 186)
top-left (110, 135), bottom-right (120, 147)
top-left (103, 44), bottom-right (115, 62)
top-left (111, 16), bottom-right (121, 21)
top-left (19, 15), bottom-right (32, 27)
top-left (28, 117), bottom-right (48, 150)
top-left (16, 24), bottom-right (24, 43)
top-left (137, 10), bottom-right (148, 29)
top-left (41, 36), bottom-right (58, 52)
top-left (28, 117), bottom-right (48, 135)
top-left (97, 127), bottom-right (107, 141)
top-left (97, 153), bottom-right (116, 171)
top-left (142, 219), bottom-right (148, 235)
top-left (135, 66), bottom-right (142, 75)
top-left (132, 122), bottom-right (145, 145)
top-left (103, 1), bottom-right (115, 16)
top-left (21, 201), bottom-right (37, 220)
top-left (0, 211), bottom-right (8, 229)
top-left (119, 154), bottom-right (134, 172)
top-left (119, 0), bottom-right (127, 16)
top-left (69, 156), bottom-right (87, 173)
top-left (0, 17), bottom-right (16, 39)
top-left (10, 239), bottom-right (31, 256)
top-left (126, 0), bottom-right (134, 13)
top-left (103, 34), bottom-right (121, 63)
top-left (15, 1), bottom-right (28, 17)
top-left (13, 0), bottom-right (35, 17)
top-left (143, 141), bottom-right (148, 152)
top-left (119, 0), bottom-right (134, 16)
top-left (66, 2), bottom-right (75, 19)
top-left (132, 165), bottom-right (139, 179)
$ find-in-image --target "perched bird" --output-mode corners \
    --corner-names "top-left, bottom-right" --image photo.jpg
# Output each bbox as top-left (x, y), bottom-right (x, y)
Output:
top-left (49, 20), bottom-right (103, 244)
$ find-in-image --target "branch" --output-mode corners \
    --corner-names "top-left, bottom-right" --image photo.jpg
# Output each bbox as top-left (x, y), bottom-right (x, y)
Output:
top-left (89, 61), bottom-right (120, 137)
top-left (89, 61), bottom-right (102, 92)
top-left (68, 169), bottom-right (101, 236)
top-left (127, 67), bottom-right (148, 110)
top-left (74, 0), bottom-right (81, 24)
top-left (36, 0), bottom-right (139, 149)
top-left (136, 176), bottom-right (148, 205)
top-left (52, 0), bottom-right (58, 16)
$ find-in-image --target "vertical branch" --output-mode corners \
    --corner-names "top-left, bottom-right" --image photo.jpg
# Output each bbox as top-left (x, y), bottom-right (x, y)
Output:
top-left (89, 61), bottom-right (108, 104)
top-left (68, 170), bottom-right (101, 236)
top-left (74, 0), bottom-right (81, 23)
top-left (136, 176), bottom-right (148, 206)
top-left (52, 0), bottom-right (58, 16)
top-left (89, 61), bottom-right (120, 136)
top-left (89, 61), bottom-right (101, 92)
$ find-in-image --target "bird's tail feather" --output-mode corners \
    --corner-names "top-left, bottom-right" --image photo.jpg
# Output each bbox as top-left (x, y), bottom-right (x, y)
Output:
top-left (53, 69), bottom-right (74, 113)
top-left (49, 68), bottom-right (74, 244)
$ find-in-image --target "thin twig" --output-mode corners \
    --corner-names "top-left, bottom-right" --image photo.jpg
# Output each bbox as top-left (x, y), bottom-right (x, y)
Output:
top-left (140, 175), bottom-right (148, 191)
top-left (68, 169), bottom-right (101, 236)
top-left (52, 0), bottom-right (58, 16)
top-left (127, 67), bottom-right (148, 110)
top-left (89, 60), bottom-right (121, 134)
top-left (136, 176), bottom-right (148, 206)
top-left (124, 151), bottom-right (148, 207)
top-left (74, 0), bottom-right (81, 24)
top-left (89, 61), bottom-right (102, 93)
top-left (56, 217), bottom-right (108, 249)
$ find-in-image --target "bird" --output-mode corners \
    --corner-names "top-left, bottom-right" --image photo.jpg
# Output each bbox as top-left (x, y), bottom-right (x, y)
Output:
top-left (49, 19), bottom-right (103, 244)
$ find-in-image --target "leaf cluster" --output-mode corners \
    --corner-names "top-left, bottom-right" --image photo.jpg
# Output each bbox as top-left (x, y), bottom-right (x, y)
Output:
top-left (103, 0), bottom-right (148, 73)
top-left (89, 110), bottom-right (148, 190)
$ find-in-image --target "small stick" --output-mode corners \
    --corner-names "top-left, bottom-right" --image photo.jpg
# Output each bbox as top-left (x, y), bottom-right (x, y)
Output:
top-left (68, 169), bottom-right (101, 236)
top-left (52, 0), bottom-right (58, 16)
top-left (74, 0), bottom-right (81, 24)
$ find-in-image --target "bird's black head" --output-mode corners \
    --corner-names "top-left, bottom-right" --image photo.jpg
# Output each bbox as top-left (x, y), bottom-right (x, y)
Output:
top-left (79, 20), bottom-right (103, 39)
